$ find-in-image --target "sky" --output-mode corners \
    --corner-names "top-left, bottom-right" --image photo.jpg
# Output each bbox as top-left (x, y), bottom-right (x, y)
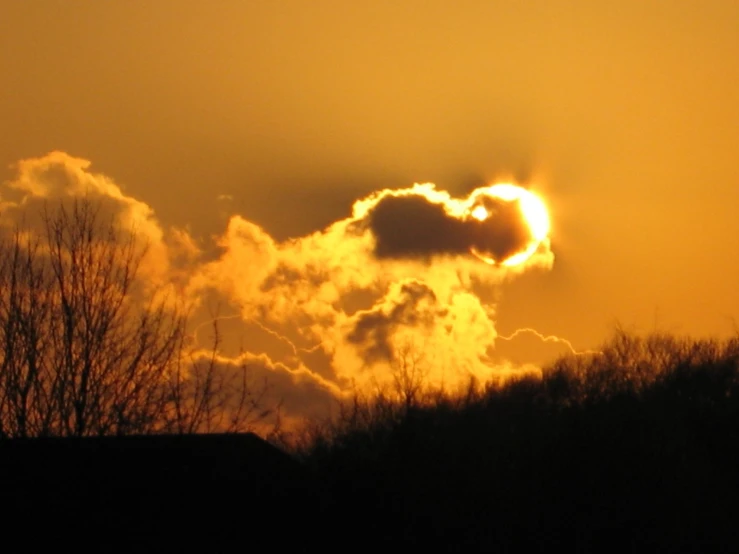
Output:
top-left (1, 1), bottom-right (738, 426)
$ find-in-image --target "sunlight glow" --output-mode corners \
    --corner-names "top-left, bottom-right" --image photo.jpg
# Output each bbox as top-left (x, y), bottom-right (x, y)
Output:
top-left (470, 205), bottom-right (489, 221)
top-left (351, 181), bottom-right (551, 268)
top-left (468, 183), bottom-right (551, 267)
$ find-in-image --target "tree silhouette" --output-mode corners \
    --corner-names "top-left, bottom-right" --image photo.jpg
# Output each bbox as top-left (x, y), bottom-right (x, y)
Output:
top-left (293, 329), bottom-right (739, 550)
top-left (163, 315), bottom-right (275, 434)
top-left (0, 198), bottom-right (271, 437)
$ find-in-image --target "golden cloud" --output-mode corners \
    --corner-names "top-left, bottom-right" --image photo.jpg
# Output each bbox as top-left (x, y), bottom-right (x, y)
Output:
top-left (2, 152), bottom-right (556, 427)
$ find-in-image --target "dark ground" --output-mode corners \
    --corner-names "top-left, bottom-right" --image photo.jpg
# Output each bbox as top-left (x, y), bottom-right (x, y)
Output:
top-left (3, 339), bottom-right (739, 552)
top-left (1, 433), bottom-right (323, 550)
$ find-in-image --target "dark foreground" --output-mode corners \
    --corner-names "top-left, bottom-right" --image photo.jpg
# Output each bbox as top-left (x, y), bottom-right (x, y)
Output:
top-left (4, 340), bottom-right (739, 553)
top-left (3, 410), bottom-right (738, 553)
top-left (1, 434), bottom-right (323, 550)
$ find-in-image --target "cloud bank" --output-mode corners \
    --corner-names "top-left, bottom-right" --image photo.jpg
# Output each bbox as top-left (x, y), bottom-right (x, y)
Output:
top-left (1, 152), bottom-right (555, 427)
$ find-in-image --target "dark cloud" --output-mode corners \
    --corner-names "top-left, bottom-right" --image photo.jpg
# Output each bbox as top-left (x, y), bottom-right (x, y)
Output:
top-left (362, 190), bottom-right (534, 264)
top-left (366, 195), bottom-right (469, 259)
top-left (195, 353), bottom-right (342, 431)
top-left (347, 280), bottom-right (441, 364)
top-left (469, 195), bottom-right (534, 262)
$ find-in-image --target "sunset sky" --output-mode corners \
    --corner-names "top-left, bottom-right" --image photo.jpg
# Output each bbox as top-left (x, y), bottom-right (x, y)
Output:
top-left (2, 1), bottom-right (738, 424)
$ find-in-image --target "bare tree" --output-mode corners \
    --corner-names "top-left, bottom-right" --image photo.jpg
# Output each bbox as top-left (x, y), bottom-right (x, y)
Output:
top-left (0, 225), bottom-right (57, 437)
top-left (390, 338), bottom-right (430, 410)
top-left (0, 198), bottom-right (273, 438)
top-left (163, 316), bottom-right (274, 434)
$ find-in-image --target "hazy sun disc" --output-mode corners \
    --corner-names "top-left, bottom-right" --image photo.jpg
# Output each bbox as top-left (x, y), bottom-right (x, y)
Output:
top-left (466, 184), bottom-right (550, 266)
top-left (470, 204), bottom-right (489, 221)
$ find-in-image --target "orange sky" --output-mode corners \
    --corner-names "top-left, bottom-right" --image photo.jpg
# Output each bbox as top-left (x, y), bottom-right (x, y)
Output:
top-left (1, 1), bottom-right (738, 423)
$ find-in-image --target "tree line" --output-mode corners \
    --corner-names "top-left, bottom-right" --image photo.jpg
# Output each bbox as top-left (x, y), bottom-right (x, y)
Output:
top-left (292, 330), bottom-right (739, 550)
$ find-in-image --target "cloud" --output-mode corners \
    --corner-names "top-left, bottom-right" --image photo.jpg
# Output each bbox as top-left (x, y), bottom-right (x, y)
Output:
top-left (198, 182), bottom-right (553, 324)
top-left (187, 350), bottom-right (344, 432)
top-left (360, 186), bottom-right (535, 263)
top-left (2, 152), bottom-right (556, 430)
top-left (2, 151), bottom-right (193, 297)
top-left (330, 281), bottom-right (505, 389)
top-left (8, 152), bottom-right (162, 244)
top-left (347, 280), bottom-right (441, 364)
top-left (189, 180), bottom-right (556, 401)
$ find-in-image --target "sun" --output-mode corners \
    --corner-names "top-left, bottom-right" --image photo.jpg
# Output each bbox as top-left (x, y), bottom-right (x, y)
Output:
top-left (465, 183), bottom-right (550, 266)
top-left (486, 184), bottom-right (550, 241)
top-left (470, 204), bottom-right (489, 222)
